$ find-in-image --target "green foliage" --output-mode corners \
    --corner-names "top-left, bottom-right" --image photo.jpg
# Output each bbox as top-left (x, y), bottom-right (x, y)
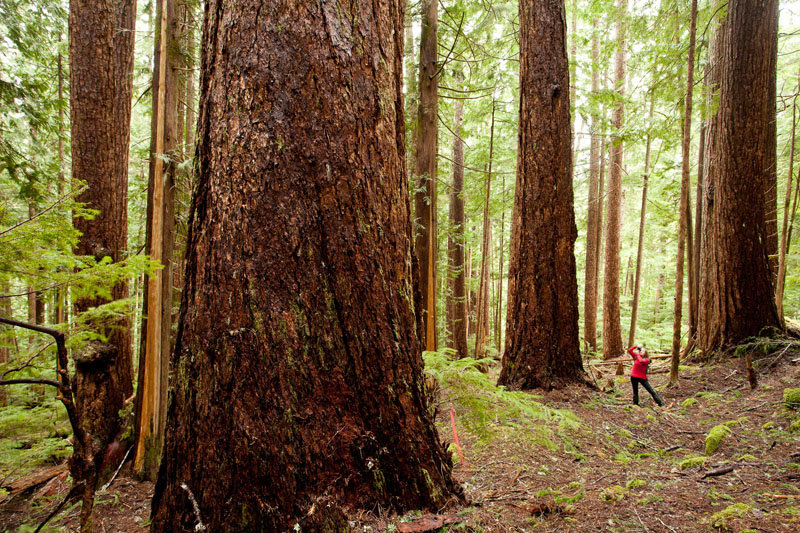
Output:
top-left (423, 350), bottom-right (581, 444)
top-left (625, 479), bottom-right (646, 490)
top-left (682, 398), bottom-right (698, 408)
top-left (709, 503), bottom-right (752, 530)
top-left (705, 424), bottom-right (732, 455)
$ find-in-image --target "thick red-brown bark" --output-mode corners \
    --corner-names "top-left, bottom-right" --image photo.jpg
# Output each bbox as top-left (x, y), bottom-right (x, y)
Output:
top-left (698, 0), bottom-right (781, 352)
top-left (69, 0), bottom-right (133, 463)
top-left (498, 0), bottom-right (583, 390)
top-left (151, 2), bottom-right (461, 530)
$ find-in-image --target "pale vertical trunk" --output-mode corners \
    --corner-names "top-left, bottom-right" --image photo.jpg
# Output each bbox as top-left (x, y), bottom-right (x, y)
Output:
top-left (777, 76), bottom-right (799, 327)
top-left (0, 280), bottom-right (9, 406)
top-left (602, 0), bottom-right (627, 359)
top-left (134, 0), bottom-right (178, 479)
top-left (670, 0), bottom-right (697, 385)
top-left (628, 97), bottom-right (653, 347)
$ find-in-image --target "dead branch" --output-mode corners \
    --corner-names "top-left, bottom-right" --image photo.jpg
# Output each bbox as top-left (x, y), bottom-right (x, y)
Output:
top-left (180, 482), bottom-right (207, 532)
top-left (700, 465), bottom-right (735, 479)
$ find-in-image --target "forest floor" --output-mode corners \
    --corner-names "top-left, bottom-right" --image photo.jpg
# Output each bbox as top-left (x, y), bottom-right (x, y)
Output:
top-left (1, 347), bottom-right (799, 532)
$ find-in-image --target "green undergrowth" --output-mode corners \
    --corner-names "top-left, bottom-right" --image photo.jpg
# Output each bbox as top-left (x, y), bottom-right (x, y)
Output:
top-left (423, 350), bottom-right (582, 445)
top-left (0, 397), bottom-right (72, 482)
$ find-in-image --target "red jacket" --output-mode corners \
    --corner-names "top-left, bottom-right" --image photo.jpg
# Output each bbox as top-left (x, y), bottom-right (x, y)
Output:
top-left (628, 346), bottom-right (650, 379)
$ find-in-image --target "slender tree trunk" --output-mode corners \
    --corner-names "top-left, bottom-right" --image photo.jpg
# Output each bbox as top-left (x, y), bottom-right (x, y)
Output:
top-left (628, 97), bottom-right (653, 347)
top-left (765, 7), bottom-right (779, 288)
top-left (495, 175), bottom-right (505, 353)
top-left (0, 281), bottom-right (9, 406)
top-left (694, 118), bottom-right (706, 321)
top-left (134, 0), bottom-right (179, 480)
top-left (57, 40), bottom-right (67, 327)
top-left (669, 0), bottom-right (697, 384)
top-left (584, 19), bottom-right (601, 352)
top-left (777, 76), bottom-right (799, 328)
top-left (475, 104), bottom-right (495, 359)
top-left (698, 0), bottom-right (781, 353)
top-left (446, 96), bottom-right (468, 358)
top-left (602, 0), bottom-right (627, 360)
top-left (498, 0), bottom-right (583, 390)
top-left (151, 2), bottom-right (462, 529)
top-left (414, 0), bottom-right (438, 352)
top-left (405, 13), bottom-right (418, 180)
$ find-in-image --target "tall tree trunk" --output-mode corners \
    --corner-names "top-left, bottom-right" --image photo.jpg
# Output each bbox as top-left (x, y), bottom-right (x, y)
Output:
top-left (628, 97), bottom-right (653, 347)
top-left (414, 0), bottom-right (439, 352)
top-left (669, 0), bottom-right (697, 385)
top-left (475, 104), bottom-right (495, 359)
top-left (69, 0), bottom-right (136, 523)
top-left (56, 39), bottom-right (67, 327)
top-left (776, 76), bottom-right (799, 328)
top-left (694, 118), bottom-right (706, 323)
top-left (698, 0), bottom-right (781, 353)
top-left (765, 6), bottom-right (779, 288)
top-left (446, 96), bottom-right (468, 358)
top-left (404, 12), bottom-right (418, 180)
top-left (498, 0), bottom-right (583, 390)
top-left (134, 0), bottom-right (179, 480)
top-left (495, 175), bottom-right (506, 353)
top-left (584, 19), bottom-right (602, 352)
top-left (602, 0), bottom-right (627, 360)
top-left (151, 2), bottom-right (462, 529)
top-left (0, 281), bottom-right (9, 406)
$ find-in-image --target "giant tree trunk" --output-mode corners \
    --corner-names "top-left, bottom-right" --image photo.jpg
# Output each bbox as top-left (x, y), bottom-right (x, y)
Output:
top-left (498, 0), bottom-right (583, 390)
top-left (134, 0), bottom-right (179, 480)
top-left (446, 97), bottom-right (469, 358)
top-left (151, 2), bottom-right (462, 529)
top-left (602, 0), bottom-right (627, 360)
top-left (698, 0), bottom-right (781, 353)
top-left (414, 0), bottom-right (439, 352)
top-left (584, 19), bottom-right (601, 353)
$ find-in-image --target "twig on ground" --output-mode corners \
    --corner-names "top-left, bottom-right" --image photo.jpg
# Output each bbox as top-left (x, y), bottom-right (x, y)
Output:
top-left (34, 481), bottom-right (83, 533)
top-left (657, 517), bottom-right (678, 533)
top-left (700, 465), bottom-right (735, 479)
top-left (631, 504), bottom-right (650, 532)
top-left (100, 446), bottom-right (132, 492)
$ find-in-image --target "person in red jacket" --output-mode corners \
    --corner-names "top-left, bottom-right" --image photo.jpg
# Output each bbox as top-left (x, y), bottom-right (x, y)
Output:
top-left (628, 345), bottom-right (664, 407)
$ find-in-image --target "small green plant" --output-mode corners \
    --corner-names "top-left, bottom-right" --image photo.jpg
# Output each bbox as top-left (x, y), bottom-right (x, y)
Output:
top-left (709, 503), bottom-right (752, 530)
top-left (625, 479), bottom-right (646, 490)
top-left (789, 419), bottom-right (800, 433)
top-left (705, 424), bottom-right (732, 455)
top-left (599, 485), bottom-right (626, 502)
top-left (736, 454), bottom-right (758, 462)
top-left (682, 397), bottom-right (698, 408)
top-left (707, 488), bottom-right (734, 501)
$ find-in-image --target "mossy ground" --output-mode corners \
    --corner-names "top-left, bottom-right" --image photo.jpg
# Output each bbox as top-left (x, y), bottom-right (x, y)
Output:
top-left (2, 350), bottom-right (800, 532)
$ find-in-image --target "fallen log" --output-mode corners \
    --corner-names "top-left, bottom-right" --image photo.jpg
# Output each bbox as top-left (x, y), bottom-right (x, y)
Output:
top-left (1, 463), bottom-right (69, 502)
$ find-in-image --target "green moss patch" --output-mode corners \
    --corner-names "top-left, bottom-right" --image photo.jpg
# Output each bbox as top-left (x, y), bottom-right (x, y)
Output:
top-left (705, 424), bottom-right (732, 455)
top-left (710, 503), bottom-right (752, 530)
top-left (784, 388), bottom-right (800, 409)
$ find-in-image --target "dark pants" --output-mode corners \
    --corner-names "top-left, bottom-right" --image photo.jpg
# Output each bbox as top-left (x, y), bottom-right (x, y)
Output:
top-left (631, 377), bottom-right (664, 406)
